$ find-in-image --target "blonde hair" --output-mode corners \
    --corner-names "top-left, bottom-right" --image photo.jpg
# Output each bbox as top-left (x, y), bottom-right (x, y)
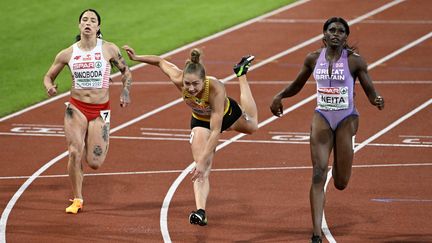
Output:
top-left (184, 48), bottom-right (206, 79)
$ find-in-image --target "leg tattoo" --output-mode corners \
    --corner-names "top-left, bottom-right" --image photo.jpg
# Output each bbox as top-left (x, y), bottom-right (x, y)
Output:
top-left (66, 106), bottom-right (73, 118)
top-left (93, 145), bottom-right (103, 157)
top-left (102, 124), bottom-right (109, 142)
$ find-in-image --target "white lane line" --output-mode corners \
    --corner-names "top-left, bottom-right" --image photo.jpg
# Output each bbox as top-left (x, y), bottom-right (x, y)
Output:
top-left (0, 93), bottom-right (70, 123)
top-left (355, 99), bottom-right (432, 153)
top-left (322, 98), bottom-right (432, 241)
top-left (368, 32), bottom-right (432, 70)
top-left (110, 80), bottom-right (432, 85)
top-left (1, 132), bottom-right (431, 148)
top-left (1, 162), bottom-right (431, 180)
top-left (11, 123), bottom-right (64, 127)
top-left (260, 19), bottom-right (432, 25)
top-left (0, 0), bottom-right (312, 123)
top-left (371, 198), bottom-right (432, 203)
top-left (0, 151), bottom-right (69, 242)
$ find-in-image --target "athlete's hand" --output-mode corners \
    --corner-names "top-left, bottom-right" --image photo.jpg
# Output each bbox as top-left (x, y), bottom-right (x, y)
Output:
top-left (270, 95), bottom-right (283, 117)
top-left (191, 162), bottom-right (205, 183)
top-left (122, 45), bottom-right (136, 61)
top-left (374, 95), bottom-right (384, 110)
top-left (46, 85), bottom-right (57, 97)
top-left (120, 87), bottom-right (130, 107)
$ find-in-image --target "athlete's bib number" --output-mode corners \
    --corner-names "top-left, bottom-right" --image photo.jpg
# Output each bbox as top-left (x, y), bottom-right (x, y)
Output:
top-left (317, 86), bottom-right (349, 110)
top-left (100, 110), bottom-right (111, 123)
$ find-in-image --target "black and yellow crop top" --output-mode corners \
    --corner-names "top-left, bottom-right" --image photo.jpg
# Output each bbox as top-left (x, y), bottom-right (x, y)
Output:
top-left (182, 77), bottom-right (230, 122)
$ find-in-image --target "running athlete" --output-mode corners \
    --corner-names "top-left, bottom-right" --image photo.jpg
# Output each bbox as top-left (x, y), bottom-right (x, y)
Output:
top-left (269, 17), bottom-right (384, 243)
top-left (43, 9), bottom-right (132, 214)
top-left (123, 45), bottom-right (258, 226)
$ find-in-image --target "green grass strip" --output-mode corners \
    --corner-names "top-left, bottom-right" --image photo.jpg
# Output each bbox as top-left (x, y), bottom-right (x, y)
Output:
top-left (0, 0), bottom-right (295, 117)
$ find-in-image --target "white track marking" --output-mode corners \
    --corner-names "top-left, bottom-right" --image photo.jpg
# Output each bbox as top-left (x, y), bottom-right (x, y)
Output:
top-left (371, 198), bottom-right (432, 203)
top-left (1, 132), bottom-right (431, 148)
top-left (322, 98), bottom-right (432, 241)
top-left (260, 18), bottom-right (432, 25)
top-left (0, 93), bottom-right (70, 122)
top-left (11, 123), bottom-right (64, 127)
top-left (1, 162), bottom-right (431, 181)
top-left (109, 80), bottom-right (432, 85)
top-left (368, 32), bottom-right (432, 70)
top-left (355, 99), bottom-right (432, 153)
top-left (322, 100), bottom-right (432, 242)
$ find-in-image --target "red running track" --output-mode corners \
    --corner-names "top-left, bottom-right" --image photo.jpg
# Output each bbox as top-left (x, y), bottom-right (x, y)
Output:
top-left (1, 0), bottom-right (431, 242)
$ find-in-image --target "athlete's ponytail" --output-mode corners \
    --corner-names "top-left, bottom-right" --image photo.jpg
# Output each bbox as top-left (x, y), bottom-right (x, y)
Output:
top-left (75, 9), bottom-right (102, 42)
top-left (184, 48), bottom-right (206, 80)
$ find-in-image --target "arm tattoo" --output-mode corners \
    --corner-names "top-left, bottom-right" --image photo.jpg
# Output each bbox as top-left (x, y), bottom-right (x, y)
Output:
top-left (110, 52), bottom-right (127, 73)
top-left (125, 77), bottom-right (132, 88)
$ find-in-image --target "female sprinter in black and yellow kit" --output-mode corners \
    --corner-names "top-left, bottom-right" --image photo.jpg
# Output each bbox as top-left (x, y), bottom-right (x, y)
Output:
top-left (123, 45), bottom-right (258, 226)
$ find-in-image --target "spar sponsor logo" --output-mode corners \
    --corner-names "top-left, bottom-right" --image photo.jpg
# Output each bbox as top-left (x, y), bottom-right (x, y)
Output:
top-left (73, 62), bottom-right (95, 70)
top-left (318, 87), bottom-right (341, 94)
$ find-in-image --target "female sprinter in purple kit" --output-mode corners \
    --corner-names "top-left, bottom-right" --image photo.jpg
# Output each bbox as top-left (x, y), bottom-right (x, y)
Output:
top-left (270, 17), bottom-right (384, 243)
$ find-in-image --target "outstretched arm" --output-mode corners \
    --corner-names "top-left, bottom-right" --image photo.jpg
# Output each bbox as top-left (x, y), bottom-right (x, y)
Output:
top-left (43, 48), bottom-right (70, 97)
top-left (270, 52), bottom-right (316, 117)
top-left (351, 54), bottom-right (384, 110)
top-left (108, 43), bottom-right (132, 107)
top-left (123, 45), bottom-right (183, 89)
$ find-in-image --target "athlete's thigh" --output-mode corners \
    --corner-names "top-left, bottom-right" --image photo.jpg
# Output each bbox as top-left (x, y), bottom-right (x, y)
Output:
top-left (334, 115), bottom-right (358, 164)
top-left (310, 112), bottom-right (334, 169)
top-left (230, 112), bottom-right (252, 133)
top-left (86, 116), bottom-right (110, 162)
top-left (64, 103), bottom-right (88, 151)
top-left (190, 127), bottom-right (211, 160)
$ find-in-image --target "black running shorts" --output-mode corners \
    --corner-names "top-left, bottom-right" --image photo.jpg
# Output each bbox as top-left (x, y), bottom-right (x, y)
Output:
top-left (190, 97), bottom-right (242, 132)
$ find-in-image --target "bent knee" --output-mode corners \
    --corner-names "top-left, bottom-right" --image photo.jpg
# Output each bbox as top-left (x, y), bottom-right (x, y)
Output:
top-left (86, 155), bottom-right (106, 170)
top-left (333, 178), bottom-right (350, 190)
top-left (243, 124), bottom-right (258, 135)
top-left (86, 145), bottom-right (107, 170)
top-left (312, 167), bottom-right (327, 185)
top-left (88, 162), bottom-right (102, 170)
top-left (68, 146), bottom-right (84, 163)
